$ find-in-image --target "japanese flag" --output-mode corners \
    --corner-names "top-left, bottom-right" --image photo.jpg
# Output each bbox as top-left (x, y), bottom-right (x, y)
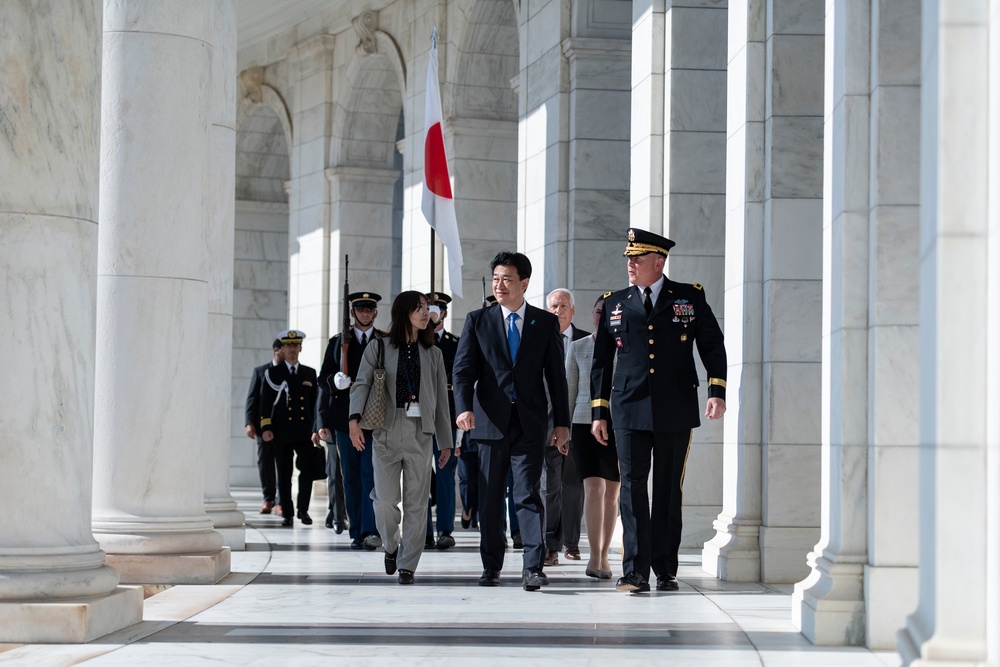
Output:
top-left (421, 43), bottom-right (464, 297)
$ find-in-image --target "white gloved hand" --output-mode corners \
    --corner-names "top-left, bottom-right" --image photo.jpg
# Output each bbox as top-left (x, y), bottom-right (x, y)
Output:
top-left (333, 372), bottom-right (352, 390)
top-left (454, 429), bottom-right (466, 449)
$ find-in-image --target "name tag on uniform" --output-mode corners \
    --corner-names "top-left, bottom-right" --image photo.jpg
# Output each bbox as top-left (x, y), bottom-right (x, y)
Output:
top-left (405, 402), bottom-right (421, 417)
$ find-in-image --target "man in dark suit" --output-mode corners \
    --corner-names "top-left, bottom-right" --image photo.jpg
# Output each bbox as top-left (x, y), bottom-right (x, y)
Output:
top-left (245, 339), bottom-right (284, 515)
top-left (316, 292), bottom-right (382, 549)
top-left (260, 329), bottom-right (323, 527)
top-left (591, 228), bottom-right (727, 593)
top-left (542, 288), bottom-right (589, 565)
top-left (453, 251), bottom-right (571, 591)
top-left (425, 292), bottom-right (460, 550)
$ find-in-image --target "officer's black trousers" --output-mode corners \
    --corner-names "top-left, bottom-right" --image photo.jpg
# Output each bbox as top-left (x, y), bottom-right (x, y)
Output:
top-left (274, 437), bottom-right (316, 518)
top-left (615, 428), bottom-right (693, 580)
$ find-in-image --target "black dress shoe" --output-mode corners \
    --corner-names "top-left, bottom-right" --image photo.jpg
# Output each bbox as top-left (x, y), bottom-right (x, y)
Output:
top-left (522, 568), bottom-right (549, 591)
top-left (281, 515), bottom-right (293, 527)
top-left (397, 569), bottom-right (415, 585)
top-left (436, 533), bottom-right (455, 550)
top-left (656, 574), bottom-right (679, 591)
top-left (511, 531), bottom-right (523, 549)
top-left (334, 519), bottom-right (347, 535)
top-left (297, 510), bottom-right (313, 525)
top-left (616, 572), bottom-right (650, 593)
top-left (350, 538), bottom-right (363, 550)
top-left (384, 549), bottom-right (398, 575)
top-left (461, 509), bottom-right (472, 529)
top-left (479, 569), bottom-right (500, 586)
top-left (425, 534), bottom-right (436, 549)
top-left (325, 510), bottom-right (334, 529)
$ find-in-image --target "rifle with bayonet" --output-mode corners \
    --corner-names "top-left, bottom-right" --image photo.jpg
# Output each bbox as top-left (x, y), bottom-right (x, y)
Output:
top-left (340, 255), bottom-right (350, 378)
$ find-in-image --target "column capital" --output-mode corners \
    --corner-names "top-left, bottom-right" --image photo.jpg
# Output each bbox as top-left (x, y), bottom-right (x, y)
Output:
top-left (560, 37), bottom-right (631, 62)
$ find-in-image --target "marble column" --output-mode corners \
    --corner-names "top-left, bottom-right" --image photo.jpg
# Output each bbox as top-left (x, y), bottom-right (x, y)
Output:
top-left (702, 0), bottom-right (766, 582)
top-left (288, 34), bottom-right (336, 363)
top-left (93, 0), bottom-right (229, 585)
top-left (629, 0), bottom-right (665, 237)
top-left (326, 166), bottom-right (398, 306)
top-left (516, 0), bottom-right (570, 303)
top-left (0, 0), bottom-right (142, 642)
top-left (793, 0), bottom-right (870, 645)
top-left (704, 0), bottom-right (824, 583)
top-left (660, 2), bottom-right (729, 548)
top-left (863, 0), bottom-right (921, 649)
top-left (203, 0), bottom-right (245, 550)
top-left (897, 1), bottom-right (996, 664)
top-left (562, 36), bottom-right (632, 322)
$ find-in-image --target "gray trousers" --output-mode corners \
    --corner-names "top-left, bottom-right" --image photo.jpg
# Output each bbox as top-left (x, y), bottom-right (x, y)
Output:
top-left (371, 409), bottom-right (433, 573)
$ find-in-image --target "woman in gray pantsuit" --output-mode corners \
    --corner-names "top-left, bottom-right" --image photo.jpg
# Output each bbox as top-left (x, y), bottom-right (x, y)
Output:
top-left (349, 291), bottom-right (453, 584)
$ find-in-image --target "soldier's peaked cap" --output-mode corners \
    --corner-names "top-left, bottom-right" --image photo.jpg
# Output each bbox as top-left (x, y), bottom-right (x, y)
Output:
top-left (623, 228), bottom-right (675, 258)
top-left (278, 329), bottom-right (306, 344)
top-left (349, 292), bottom-right (382, 308)
top-left (425, 292), bottom-right (452, 307)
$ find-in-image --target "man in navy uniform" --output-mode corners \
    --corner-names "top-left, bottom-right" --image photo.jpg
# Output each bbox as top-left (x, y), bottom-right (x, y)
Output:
top-left (425, 292), bottom-right (460, 550)
top-left (317, 292), bottom-right (382, 550)
top-left (245, 338), bottom-right (284, 515)
top-left (260, 329), bottom-right (323, 527)
top-left (453, 251), bottom-right (571, 591)
top-left (591, 229), bottom-right (727, 593)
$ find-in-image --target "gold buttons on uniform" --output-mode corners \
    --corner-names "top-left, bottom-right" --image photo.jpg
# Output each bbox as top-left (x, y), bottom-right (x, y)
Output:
top-left (648, 325), bottom-right (653, 330)
top-left (649, 354), bottom-right (654, 359)
top-left (648, 339), bottom-right (654, 344)
top-left (649, 368), bottom-right (655, 374)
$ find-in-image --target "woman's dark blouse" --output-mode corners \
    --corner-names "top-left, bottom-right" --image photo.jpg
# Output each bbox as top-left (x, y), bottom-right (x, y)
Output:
top-left (395, 341), bottom-right (421, 405)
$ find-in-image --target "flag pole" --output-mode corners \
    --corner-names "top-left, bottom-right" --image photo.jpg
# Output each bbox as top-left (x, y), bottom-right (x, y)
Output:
top-left (428, 26), bottom-right (438, 294)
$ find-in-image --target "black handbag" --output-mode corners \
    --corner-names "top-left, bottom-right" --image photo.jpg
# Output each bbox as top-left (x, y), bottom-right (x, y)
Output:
top-left (297, 445), bottom-right (328, 481)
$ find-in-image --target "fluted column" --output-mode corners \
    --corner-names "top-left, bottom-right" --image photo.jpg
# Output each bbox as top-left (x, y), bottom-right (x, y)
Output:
top-left (0, 0), bottom-right (142, 642)
top-left (203, 0), bottom-right (245, 550)
top-left (93, 0), bottom-right (229, 584)
top-left (897, 1), bottom-right (996, 663)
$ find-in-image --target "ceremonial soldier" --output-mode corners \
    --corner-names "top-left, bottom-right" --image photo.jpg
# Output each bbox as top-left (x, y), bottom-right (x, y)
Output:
top-left (317, 292), bottom-right (383, 550)
top-left (260, 329), bottom-right (323, 527)
top-left (590, 228), bottom-right (727, 593)
top-left (425, 291), bottom-right (460, 549)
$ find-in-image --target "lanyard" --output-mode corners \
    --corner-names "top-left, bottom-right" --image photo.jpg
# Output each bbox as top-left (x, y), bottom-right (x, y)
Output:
top-left (403, 345), bottom-right (418, 406)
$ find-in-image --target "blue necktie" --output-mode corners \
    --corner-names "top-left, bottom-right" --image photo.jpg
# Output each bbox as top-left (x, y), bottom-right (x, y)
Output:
top-left (507, 313), bottom-right (520, 363)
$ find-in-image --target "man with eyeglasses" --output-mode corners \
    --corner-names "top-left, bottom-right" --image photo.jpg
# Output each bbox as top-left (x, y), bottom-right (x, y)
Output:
top-left (317, 292), bottom-right (383, 550)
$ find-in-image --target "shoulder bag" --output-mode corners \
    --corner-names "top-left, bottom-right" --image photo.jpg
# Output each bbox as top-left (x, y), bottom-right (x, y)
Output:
top-left (358, 337), bottom-right (387, 430)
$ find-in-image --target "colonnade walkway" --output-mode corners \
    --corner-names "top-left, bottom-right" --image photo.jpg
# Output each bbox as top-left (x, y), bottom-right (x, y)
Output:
top-left (2, 490), bottom-right (902, 666)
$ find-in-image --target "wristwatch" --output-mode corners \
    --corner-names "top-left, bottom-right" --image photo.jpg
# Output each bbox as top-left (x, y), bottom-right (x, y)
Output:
top-left (349, 413), bottom-right (361, 422)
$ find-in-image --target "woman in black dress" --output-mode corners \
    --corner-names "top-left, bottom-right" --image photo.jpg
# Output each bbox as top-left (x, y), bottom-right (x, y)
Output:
top-left (566, 295), bottom-right (620, 578)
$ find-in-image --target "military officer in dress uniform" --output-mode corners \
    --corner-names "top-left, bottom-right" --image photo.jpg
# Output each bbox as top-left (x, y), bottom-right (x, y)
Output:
top-left (425, 292), bottom-right (461, 549)
top-left (590, 228), bottom-right (727, 593)
top-left (317, 292), bottom-right (383, 550)
top-left (260, 329), bottom-right (323, 527)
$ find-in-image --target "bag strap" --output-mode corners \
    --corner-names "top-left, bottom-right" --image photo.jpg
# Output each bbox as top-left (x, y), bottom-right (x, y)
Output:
top-left (375, 336), bottom-right (385, 370)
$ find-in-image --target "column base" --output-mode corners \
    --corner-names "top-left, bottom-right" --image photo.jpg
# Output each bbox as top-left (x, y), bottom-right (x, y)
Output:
top-left (680, 504), bottom-right (722, 548)
top-left (792, 554), bottom-right (865, 646)
top-left (701, 517), bottom-right (761, 581)
top-left (865, 564), bottom-right (917, 650)
top-left (214, 526), bottom-right (246, 551)
top-left (107, 548), bottom-right (231, 585)
top-left (760, 526), bottom-right (819, 583)
top-left (0, 586), bottom-right (143, 643)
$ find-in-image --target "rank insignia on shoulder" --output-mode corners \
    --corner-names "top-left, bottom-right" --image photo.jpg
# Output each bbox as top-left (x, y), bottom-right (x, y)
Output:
top-left (603, 291), bottom-right (613, 299)
top-left (693, 283), bottom-right (703, 290)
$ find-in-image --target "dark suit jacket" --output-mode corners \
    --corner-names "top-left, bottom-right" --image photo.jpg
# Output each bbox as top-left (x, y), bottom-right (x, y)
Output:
top-left (435, 329), bottom-right (460, 422)
top-left (260, 362), bottom-right (319, 442)
top-left (591, 277), bottom-right (726, 431)
top-left (245, 362), bottom-right (273, 430)
top-left (316, 331), bottom-right (376, 433)
top-left (453, 302), bottom-right (570, 441)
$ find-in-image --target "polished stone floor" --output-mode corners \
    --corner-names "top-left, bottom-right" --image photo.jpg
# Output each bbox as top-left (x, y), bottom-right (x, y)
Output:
top-left (0, 489), bottom-right (902, 666)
